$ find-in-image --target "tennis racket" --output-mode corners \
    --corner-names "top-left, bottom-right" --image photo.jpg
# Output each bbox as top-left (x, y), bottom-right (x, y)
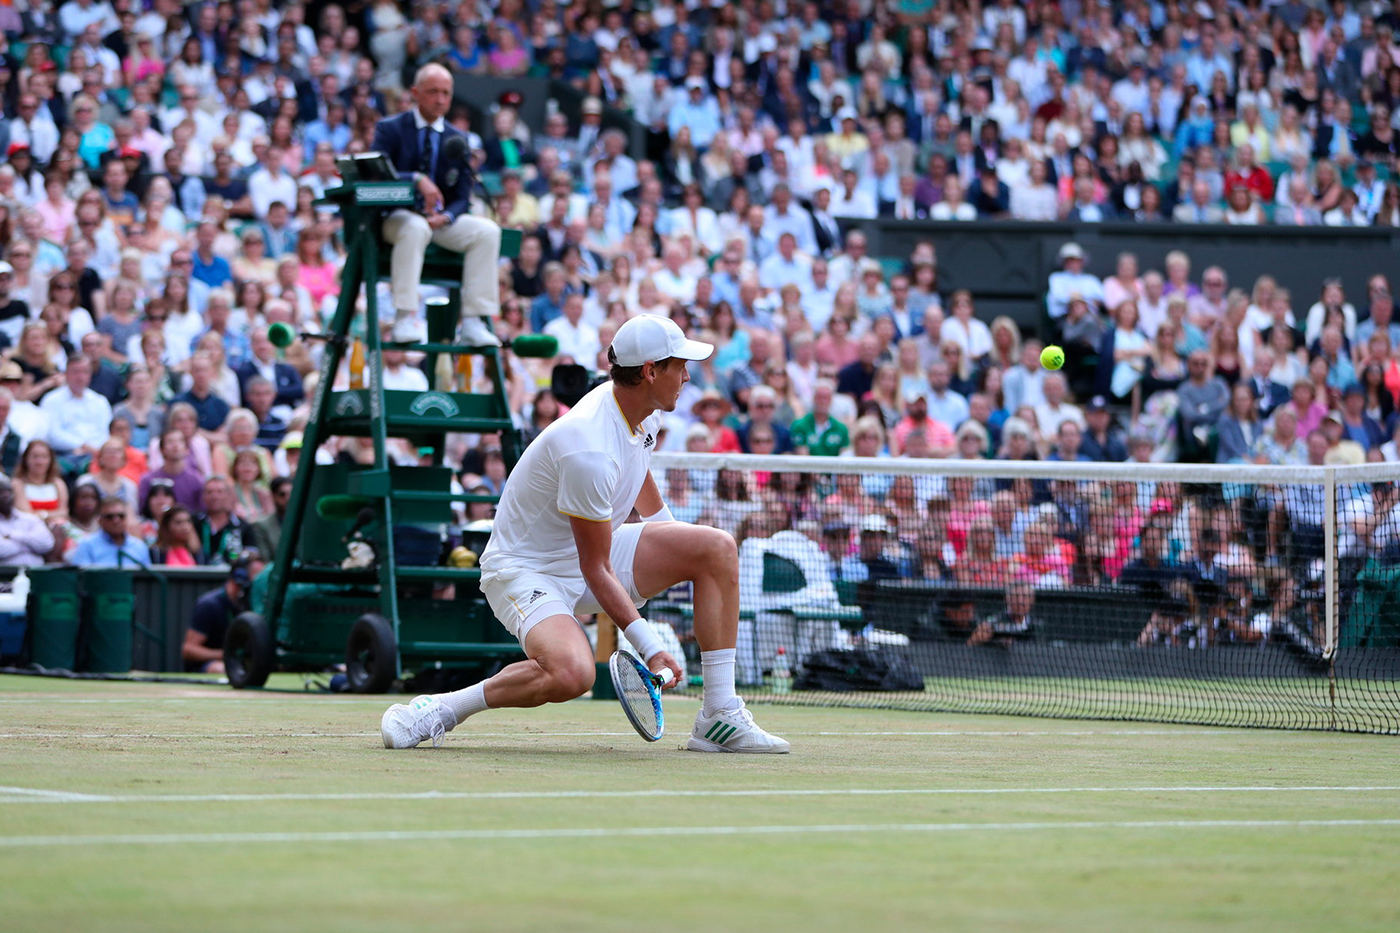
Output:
top-left (609, 650), bottom-right (675, 742)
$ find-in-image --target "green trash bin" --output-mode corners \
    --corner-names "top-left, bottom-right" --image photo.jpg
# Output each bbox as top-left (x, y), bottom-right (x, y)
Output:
top-left (29, 567), bottom-right (81, 670)
top-left (80, 569), bottom-right (134, 674)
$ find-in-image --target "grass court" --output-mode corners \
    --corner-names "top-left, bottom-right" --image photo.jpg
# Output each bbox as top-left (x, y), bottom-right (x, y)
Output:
top-left (1, 673), bottom-right (1396, 933)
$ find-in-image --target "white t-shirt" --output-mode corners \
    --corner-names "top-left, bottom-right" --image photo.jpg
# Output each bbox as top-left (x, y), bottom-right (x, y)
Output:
top-left (481, 382), bottom-right (663, 581)
top-left (382, 364), bottom-right (429, 392)
top-left (942, 316), bottom-right (993, 360)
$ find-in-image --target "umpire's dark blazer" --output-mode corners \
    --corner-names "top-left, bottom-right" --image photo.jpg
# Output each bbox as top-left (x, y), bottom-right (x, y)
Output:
top-left (371, 111), bottom-right (474, 222)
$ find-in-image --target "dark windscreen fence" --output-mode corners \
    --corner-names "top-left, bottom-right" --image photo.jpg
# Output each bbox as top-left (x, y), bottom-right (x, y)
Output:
top-left (648, 454), bottom-right (1400, 734)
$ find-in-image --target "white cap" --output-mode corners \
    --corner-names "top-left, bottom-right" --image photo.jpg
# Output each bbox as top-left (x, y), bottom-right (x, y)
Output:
top-left (610, 314), bottom-right (713, 367)
top-left (861, 514), bottom-right (889, 534)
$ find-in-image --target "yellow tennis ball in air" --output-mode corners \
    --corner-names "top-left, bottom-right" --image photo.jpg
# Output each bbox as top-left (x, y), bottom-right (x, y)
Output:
top-left (1041, 345), bottom-right (1065, 371)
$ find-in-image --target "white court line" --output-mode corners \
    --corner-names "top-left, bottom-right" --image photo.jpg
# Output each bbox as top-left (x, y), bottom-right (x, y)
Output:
top-left (2, 785), bottom-right (1397, 806)
top-left (0, 697), bottom-right (373, 704)
top-left (0, 729), bottom-right (1256, 739)
top-left (2, 819), bottom-right (1398, 848)
top-left (0, 786), bottom-right (110, 802)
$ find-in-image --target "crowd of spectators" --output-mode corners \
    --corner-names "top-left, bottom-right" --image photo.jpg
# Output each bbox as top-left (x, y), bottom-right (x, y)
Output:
top-left (0, 0), bottom-right (1397, 621)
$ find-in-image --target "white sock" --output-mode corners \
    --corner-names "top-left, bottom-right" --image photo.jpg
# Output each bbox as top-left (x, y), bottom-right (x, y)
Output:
top-left (434, 682), bottom-right (490, 730)
top-left (700, 648), bottom-right (739, 716)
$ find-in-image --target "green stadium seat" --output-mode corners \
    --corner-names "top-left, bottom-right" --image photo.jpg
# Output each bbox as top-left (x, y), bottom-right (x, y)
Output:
top-left (479, 172), bottom-right (504, 197)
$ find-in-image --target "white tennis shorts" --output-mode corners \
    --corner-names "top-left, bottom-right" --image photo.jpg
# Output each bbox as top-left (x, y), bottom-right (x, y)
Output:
top-left (481, 522), bottom-right (647, 646)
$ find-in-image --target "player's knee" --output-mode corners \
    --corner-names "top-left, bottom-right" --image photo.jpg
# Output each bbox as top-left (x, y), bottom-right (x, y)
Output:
top-left (543, 656), bottom-right (595, 701)
top-left (700, 526), bottom-right (739, 579)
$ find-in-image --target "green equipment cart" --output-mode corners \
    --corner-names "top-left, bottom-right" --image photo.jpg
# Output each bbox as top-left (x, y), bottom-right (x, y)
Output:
top-left (224, 171), bottom-right (528, 691)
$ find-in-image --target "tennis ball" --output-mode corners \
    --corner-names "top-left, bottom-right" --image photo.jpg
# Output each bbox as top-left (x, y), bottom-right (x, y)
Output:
top-left (448, 547), bottom-right (478, 568)
top-left (1041, 345), bottom-right (1065, 371)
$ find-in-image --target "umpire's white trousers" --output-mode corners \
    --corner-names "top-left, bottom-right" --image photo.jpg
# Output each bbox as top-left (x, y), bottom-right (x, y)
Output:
top-left (382, 210), bottom-right (500, 318)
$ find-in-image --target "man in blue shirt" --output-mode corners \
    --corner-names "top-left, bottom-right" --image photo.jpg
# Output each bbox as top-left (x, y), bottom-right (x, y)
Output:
top-left (926, 360), bottom-right (970, 430)
top-left (71, 497), bottom-right (151, 567)
top-left (173, 353), bottom-right (231, 432)
top-left (530, 262), bottom-right (569, 334)
top-left (191, 221), bottom-right (232, 290)
top-left (667, 79), bottom-right (722, 149)
top-left (1046, 420), bottom-right (1094, 462)
top-left (100, 160), bottom-right (140, 230)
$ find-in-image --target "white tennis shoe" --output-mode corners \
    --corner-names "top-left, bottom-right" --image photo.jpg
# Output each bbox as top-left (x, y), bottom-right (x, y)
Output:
top-left (460, 315), bottom-right (501, 347)
top-left (687, 701), bottom-right (790, 754)
top-left (380, 695), bottom-right (455, 749)
top-left (390, 313), bottom-right (423, 344)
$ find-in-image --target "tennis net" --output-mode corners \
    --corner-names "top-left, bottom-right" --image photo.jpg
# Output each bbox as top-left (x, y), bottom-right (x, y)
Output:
top-left (648, 452), bottom-right (1400, 734)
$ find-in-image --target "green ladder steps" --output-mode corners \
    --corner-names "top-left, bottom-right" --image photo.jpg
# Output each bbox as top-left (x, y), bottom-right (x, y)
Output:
top-left (399, 640), bottom-right (521, 659)
top-left (390, 491), bottom-right (501, 505)
top-left (389, 341), bottom-right (507, 353)
top-left (279, 565), bottom-right (483, 585)
top-left (251, 178), bottom-right (529, 690)
top-left (323, 389), bottom-right (513, 436)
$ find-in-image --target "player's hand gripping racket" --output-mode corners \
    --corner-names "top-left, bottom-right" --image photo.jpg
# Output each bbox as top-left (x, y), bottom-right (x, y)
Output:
top-left (609, 650), bottom-right (675, 742)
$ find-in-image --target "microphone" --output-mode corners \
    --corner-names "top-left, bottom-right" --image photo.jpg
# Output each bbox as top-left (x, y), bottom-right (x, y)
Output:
top-left (346, 507), bottom-right (379, 542)
top-left (442, 135), bottom-right (467, 190)
top-left (268, 322), bottom-right (295, 348)
top-left (510, 334), bottom-right (560, 359)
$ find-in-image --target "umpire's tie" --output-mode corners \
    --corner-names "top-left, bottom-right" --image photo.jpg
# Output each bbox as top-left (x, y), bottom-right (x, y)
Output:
top-left (419, 126), bottom-right (435, 178)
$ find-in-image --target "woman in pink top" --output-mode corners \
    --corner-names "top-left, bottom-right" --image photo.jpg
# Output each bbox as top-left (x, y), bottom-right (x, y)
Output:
top-left (269, 115), bottom-right (305, 174)
top-left (123, 33), bottom-right (166, 84)
top-left (814, 297), bottom-right (860, 368)
top-left (34, 173), bottom-right (74, 244)
top-left (295, 230), bottom-right (340, 310)
top-left (1287, 379), bottom-right (1328, 437)
top-left (487, 29), bottom-right (530, 77)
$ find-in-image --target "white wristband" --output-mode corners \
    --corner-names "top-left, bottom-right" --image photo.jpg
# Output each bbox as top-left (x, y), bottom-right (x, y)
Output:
top-left (623, 619), bottom-right (665, 661)
top-left (641, 504), bottom-right (675, 523)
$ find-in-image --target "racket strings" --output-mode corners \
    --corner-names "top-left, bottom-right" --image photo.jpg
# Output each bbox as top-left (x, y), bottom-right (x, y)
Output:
top-left (611, 653), bottom-right (663, 739)
top-left (621, 671), bottom-right (660, 735)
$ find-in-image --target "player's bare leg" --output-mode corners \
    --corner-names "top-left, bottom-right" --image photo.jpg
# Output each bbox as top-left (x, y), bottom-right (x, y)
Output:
top-left (381, 615), bottom-right (596, 748)
top-left (481, 615), bottom-right (597, 707)
top-left (632, 522), bottom-right (788, 753)
top-left (631, 523), bottom-right (740, 652)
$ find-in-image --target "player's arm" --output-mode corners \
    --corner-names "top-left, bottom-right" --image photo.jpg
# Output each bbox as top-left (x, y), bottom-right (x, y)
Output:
top-left (570, 516), bottom-right (682, 685)
top-left (633, 472), bottom-right (673, 522)
top-left (570, 517), bottom-right (641, 628)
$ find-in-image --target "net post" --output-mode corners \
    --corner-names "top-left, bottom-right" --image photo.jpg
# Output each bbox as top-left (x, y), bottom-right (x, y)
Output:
top-left (1323, 468), bottom-right (1339, 731)
top-left (1323, 469), bottom-right (1337, 658)
top-left (593, 613), bottom-right (618, 700)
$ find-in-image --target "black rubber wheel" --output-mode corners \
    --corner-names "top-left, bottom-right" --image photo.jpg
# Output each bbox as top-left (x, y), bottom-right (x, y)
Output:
top-left (224, 612), bottom-right (274, 689)
top-left (346, 613), bottom-right (397, 694)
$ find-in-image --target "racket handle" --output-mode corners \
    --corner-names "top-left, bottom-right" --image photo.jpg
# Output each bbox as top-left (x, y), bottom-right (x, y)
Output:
top-left (653, 668), bottom-right (674, 687)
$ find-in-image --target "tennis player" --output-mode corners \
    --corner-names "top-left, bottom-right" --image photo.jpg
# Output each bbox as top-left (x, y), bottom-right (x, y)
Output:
top-left (380, 315), bottom-right (789, 753)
